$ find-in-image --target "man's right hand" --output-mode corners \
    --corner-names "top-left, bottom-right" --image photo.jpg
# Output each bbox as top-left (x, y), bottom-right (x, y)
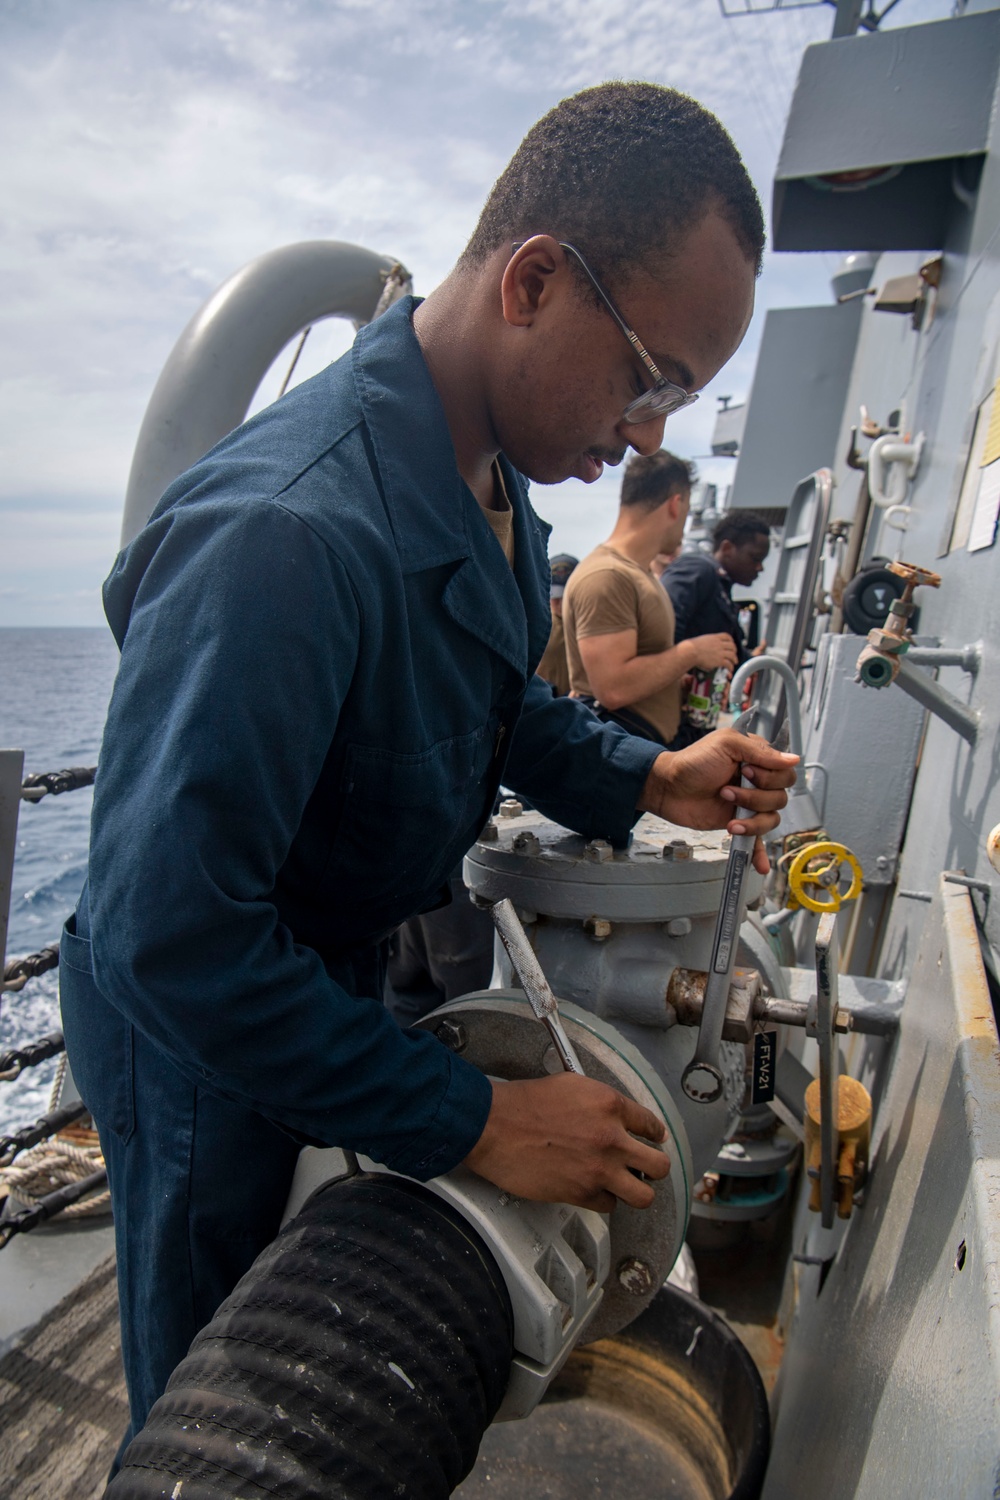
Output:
top-left (462, 1073), bottom-right (670, 1213)
top-left (690, 632), bottom-right (739, 672)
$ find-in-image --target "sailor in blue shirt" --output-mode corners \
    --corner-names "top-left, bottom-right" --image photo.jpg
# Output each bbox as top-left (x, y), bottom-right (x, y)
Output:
top-left (59, 82), bottom-right (796, 1447)
top-left (665, 511), bottom-right (771, 667)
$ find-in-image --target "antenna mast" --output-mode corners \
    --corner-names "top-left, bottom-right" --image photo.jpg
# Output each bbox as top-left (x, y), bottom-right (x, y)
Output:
top-left (717, 0), bottom-right (905, 38)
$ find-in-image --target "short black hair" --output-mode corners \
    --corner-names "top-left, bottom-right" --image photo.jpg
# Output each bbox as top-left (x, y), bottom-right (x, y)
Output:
top-left (461, 82), bottom-right (765, 282)
top-left (713, 512), bottom-right (771, 549)
top-left (620, 450), bottom-right (696, 510)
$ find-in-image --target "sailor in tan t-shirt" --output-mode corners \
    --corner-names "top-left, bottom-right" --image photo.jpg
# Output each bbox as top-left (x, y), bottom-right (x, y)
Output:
top-left (563, 451), bottom-right (737, 747)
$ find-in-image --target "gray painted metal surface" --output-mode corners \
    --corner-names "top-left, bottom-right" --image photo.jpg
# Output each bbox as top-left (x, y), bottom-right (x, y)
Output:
top-left (778, 14), bottom-right (1000, 179)
top-left (710, 400), bottom-right (745, 457)
top-left (729, 304), bottom-right (862, 515)
top-left (773, 13), bottom-right (1000, 251)
top-left (801, 631), bottom-right (925, 887)
top-left (120, 240), bottom-right (407, 545)
top-left (413, 994), bottom-right (692, 1350)
top-left (464, 810), bottom-right (763, 1178)
top-left (826, 253), bottom-right (925, 531)
top-left (464, 809), bottom-right (765, 923)
top-left (892, 653), bottom-right (980, 744)
top-left (746, 17), bottom-right (1000, 1489)
top-left (764, 879), bottom-right (1000, 1498)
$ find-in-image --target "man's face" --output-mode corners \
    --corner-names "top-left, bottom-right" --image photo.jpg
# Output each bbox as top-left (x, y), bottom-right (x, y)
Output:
top-left (720, 532), bottom-right (770, 587)
top-left (489, 215), bottom-right (755, 486)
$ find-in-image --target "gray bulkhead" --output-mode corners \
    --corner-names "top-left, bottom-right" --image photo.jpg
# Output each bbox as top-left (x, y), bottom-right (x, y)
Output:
top-left (745, 13), bottom-right (1000, 1495)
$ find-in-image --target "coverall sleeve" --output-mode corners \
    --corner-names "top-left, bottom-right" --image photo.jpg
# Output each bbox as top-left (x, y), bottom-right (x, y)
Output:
top-left (504, 674), bottom-right (662, 845)
top-left (88, 497), bottom-right (491, 1181)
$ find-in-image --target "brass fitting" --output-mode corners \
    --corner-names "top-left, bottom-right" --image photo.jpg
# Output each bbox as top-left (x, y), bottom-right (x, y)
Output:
top-left (804, 1076), bottom-right (872, 1219)
top-left (856, 560), bottom-right (942, 689)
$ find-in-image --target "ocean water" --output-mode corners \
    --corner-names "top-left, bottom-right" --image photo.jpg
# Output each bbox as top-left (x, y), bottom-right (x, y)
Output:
top-left (0, 627), bottom-right (121, 1134)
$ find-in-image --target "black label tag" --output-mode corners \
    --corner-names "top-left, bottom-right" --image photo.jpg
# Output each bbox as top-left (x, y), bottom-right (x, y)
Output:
top-left (752, 1030), bottom-right (776, 1105)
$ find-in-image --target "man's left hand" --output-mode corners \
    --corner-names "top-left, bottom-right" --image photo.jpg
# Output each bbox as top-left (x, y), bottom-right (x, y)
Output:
top-left (638, 731), bottom-right (799, 874)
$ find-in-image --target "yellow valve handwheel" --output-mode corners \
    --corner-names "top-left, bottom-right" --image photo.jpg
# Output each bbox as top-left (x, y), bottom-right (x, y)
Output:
top-left (787, 841), bottom-right (863, 914)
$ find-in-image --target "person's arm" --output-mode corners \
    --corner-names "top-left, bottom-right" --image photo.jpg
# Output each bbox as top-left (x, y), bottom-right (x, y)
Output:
top-left (506, 675), bottom-right (662, 843)
top-left (638, 729), bottom-right (799, 874)
top-left (91, 498), bottom-right (492, 1182)
top-left (578, 627), bottom-right (737, 711)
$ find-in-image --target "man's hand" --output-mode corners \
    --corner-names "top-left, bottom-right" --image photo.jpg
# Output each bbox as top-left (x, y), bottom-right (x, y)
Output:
top-left (688, 632), bottom-right (739, 672)
top-left (463, 1073), bottom-right (670, 1213)
top-left (638, 729), bottom-right (799, 874)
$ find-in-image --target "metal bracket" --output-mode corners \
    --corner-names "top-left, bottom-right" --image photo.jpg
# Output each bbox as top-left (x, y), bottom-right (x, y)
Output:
top-left (808, 913), bottom-right (841, 1229)
top-left (0, 750), bottom-right (25, 997)
top-left (771, 1050), bottom-right (810, 1142)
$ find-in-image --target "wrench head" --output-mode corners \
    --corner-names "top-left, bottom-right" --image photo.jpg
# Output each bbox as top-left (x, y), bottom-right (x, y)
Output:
top-left (731, 704), bottom-right (759, 738)
top-left (681, 1058), bottom-right (725, 1104)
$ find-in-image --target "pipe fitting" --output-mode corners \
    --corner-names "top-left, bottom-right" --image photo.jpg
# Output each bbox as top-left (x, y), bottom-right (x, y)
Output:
top-left (856, 641), bottom-right (901, 689)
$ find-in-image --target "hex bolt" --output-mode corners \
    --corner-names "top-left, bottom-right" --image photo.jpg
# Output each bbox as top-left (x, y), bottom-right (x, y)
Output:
top-left (662, 839), bottom-right (692, 862)
top-left (435, 1020), bottom-right (468, 1054)
top-left (584, 839), bottom-right (614, 863)
top-left (875, 854), bottom-right (890, 872)
top-left (616, 1256), bottom-right (656, 1297)
top-left (512, 831), bottom-right (541, 855)
top-left (584, 917), bottom-right (613, 941)
top-left (667, 917), bottom-right (692, 937)
top-left (499, 799), bottom-right (523, 818)
top-left (478, 821), bottom-right (499, 842)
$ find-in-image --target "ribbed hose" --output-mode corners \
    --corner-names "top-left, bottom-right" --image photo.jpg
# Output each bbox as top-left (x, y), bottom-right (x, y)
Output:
top-left (106, 1173), bottom-right (514, 1499)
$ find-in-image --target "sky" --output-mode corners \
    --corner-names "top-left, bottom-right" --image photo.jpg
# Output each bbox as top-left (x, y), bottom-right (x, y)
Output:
top-left (1, 0), bottom-right (952, 626)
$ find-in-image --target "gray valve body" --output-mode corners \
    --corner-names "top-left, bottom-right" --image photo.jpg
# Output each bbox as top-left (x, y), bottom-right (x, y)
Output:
top-left (464, 809), bottom-right (778, 1178)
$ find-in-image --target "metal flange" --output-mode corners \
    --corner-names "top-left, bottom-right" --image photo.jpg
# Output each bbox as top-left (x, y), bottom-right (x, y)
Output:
top-left (463, 810), bottom-right (765, 923)
top-left (415, 990), bottom-right (693, 1345)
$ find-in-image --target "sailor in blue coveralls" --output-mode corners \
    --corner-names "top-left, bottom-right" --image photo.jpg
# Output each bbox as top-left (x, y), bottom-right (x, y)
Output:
top-left (59, 82), bottom-right (797, 1451)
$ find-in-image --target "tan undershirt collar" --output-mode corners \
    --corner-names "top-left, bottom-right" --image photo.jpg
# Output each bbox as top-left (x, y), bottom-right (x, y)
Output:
top-left (480, 461), bottom-right (515, 568)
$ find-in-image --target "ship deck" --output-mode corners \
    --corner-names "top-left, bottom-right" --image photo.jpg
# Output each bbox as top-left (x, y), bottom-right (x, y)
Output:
top-left (0, 1252), bottom-right (125, 1499)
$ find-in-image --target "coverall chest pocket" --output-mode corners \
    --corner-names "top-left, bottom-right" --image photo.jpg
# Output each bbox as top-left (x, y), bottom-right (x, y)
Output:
top-left (333, 727), bottom-right (494, 927)
top-left (59, 917), bottom-right (136, 1144)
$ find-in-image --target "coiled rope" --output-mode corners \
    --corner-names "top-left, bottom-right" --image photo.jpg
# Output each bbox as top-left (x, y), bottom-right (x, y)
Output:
top-left (0, 1125), bottom-right (110, 1220)
top-left (0, 1066), bottom-right (109, 1231)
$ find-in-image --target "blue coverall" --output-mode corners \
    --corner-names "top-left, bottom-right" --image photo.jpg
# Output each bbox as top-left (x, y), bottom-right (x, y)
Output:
top-left (59, 296), bottom-right (662, 1442)
top-left (663, 550), bottom-right (750, 664)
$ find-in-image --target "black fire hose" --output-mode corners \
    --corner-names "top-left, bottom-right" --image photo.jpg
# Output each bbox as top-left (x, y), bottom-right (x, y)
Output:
top-left (106, 1172), bottom-right (515, 1499)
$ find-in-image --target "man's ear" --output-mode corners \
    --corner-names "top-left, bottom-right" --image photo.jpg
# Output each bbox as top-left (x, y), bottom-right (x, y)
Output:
top-left (500, 236), bottom-right (568, 329)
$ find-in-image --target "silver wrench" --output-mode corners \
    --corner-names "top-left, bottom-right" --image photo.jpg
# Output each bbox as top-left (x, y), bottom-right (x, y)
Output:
top-left (490, 897), bottom-right (586, 1075)
top-left (681, 708), bottom-right (759, 1104)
